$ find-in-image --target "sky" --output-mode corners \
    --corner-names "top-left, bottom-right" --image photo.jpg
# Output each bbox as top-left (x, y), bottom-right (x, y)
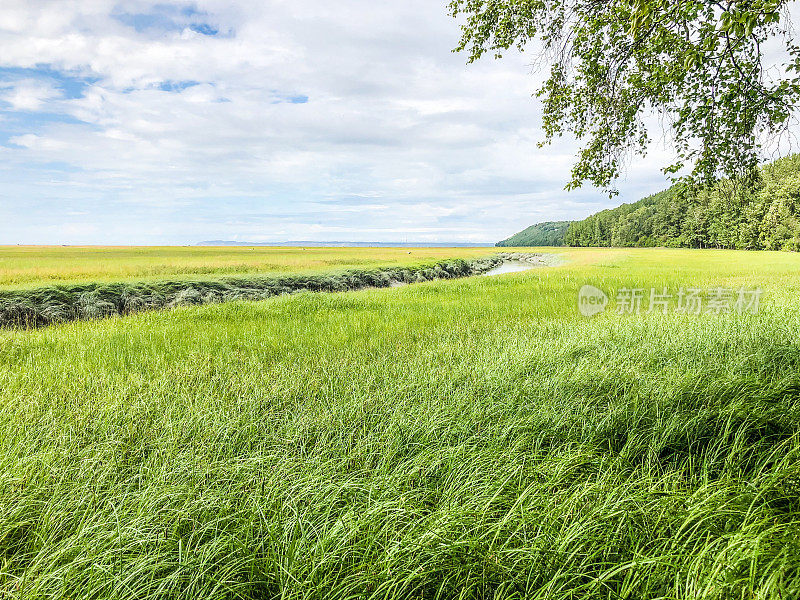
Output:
top-left (0, 1), bottom-right (726, 244)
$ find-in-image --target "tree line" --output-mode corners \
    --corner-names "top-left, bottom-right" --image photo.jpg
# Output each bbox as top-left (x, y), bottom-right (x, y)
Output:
top-left (564, 154), bottom-right (800, 251)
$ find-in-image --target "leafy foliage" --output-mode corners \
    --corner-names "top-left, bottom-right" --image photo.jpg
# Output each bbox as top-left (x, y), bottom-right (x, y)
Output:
top-left (564, 153), bottom-right (800, 249)
top-left (496, 220), bottom-right (573, 246)
top-left (450, 0), bottom-right (800, 191)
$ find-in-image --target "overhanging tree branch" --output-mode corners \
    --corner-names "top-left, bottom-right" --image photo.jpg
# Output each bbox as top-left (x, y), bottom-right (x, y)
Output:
top-left (449, 0), bottom-right (800, 193)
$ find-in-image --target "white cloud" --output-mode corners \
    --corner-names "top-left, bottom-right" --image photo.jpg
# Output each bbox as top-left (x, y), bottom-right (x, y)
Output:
top-left (0, 0), bottom-right (691, 244)
top-left (0, 78), bottom-right (62, 111)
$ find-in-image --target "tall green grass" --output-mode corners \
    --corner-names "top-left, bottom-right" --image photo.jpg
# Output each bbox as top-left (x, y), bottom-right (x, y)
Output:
top-left (0, 248), bottom-right (798, 598)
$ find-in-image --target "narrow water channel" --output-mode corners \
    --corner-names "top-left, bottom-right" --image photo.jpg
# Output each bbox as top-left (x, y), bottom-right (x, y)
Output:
top-left (481, 260), bottom-right (541, 276)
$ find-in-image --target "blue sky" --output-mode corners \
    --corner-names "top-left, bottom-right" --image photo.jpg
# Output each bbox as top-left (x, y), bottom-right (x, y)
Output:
top-left (0, 1), bottom-right (726, 244)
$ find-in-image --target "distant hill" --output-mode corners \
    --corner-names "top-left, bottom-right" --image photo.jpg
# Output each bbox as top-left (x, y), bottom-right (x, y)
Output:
top-left (496, 221), bottom-right (573, 247)
top-left (198, 241), bottom-right (494, 247)
top-left (564, 154), bottom-right (800, 250)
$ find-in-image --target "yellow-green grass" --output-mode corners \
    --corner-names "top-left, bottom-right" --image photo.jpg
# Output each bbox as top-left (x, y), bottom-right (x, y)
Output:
top-left (0, 247), bottom-right (799, 598)
top-left (0, 245), bottom-right (506, 289)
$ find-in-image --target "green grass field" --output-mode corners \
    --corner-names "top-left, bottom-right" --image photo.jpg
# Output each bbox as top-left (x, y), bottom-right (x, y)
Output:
top-left (0, 246), bottom-right (501, 289)
top-left (0, 247), bottom-right (799, 598)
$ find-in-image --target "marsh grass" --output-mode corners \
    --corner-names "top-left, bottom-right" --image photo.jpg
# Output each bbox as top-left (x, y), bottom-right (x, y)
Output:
top-left (0, 248), bottom-right (798, 598)
top-left (0, 256), bottom-right (513, 328)
top-left (0, 246), bottom-right (503, 289)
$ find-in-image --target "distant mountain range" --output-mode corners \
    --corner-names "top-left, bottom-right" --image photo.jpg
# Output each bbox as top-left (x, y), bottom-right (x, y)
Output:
top-left (197, 240), bottom-right (494, 247)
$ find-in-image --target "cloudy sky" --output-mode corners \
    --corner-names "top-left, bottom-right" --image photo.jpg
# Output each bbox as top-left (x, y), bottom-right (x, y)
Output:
top-left (0, 1), bottom-right (683, 245)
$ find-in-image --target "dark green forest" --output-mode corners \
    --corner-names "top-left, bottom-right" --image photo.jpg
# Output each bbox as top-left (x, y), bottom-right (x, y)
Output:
top-left (565, 154), bottom-right (800, 250)
top-left (499, 155), bottom-right (800, 250)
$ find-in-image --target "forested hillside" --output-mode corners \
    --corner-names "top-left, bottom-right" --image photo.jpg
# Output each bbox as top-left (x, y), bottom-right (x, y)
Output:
top-left (564, 154), bottom-right (800, 250)
top-left (496, 221), bottom-right (572, 246)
